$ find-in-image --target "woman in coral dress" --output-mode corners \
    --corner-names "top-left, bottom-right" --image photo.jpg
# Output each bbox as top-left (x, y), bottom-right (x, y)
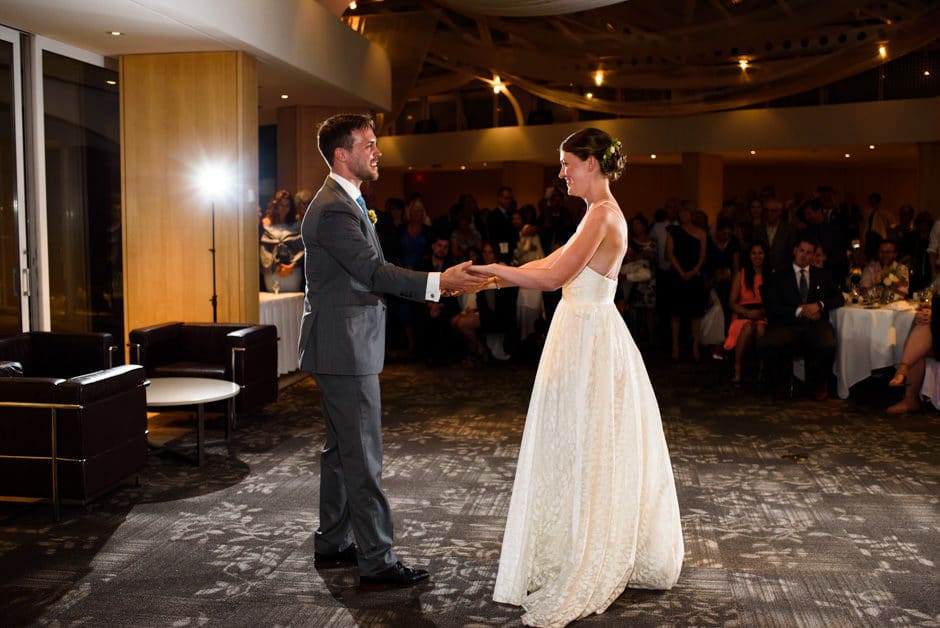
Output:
top-left (723, 242), bottom-right (770, 386)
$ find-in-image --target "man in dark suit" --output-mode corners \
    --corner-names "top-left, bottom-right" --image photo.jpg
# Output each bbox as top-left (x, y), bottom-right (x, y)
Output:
top-left (754, 199), bottom-right (798, 271)
top-left (298, 114), bottom-right (477, 589)
top-left (486, 185), bottom-right (517, 263)
top-left (760, 236), bottom-right (845, 401)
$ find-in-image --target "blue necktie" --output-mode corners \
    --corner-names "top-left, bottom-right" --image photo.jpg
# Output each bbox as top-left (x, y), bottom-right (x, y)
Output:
top-left (355, 195), bottom-right (368, 219)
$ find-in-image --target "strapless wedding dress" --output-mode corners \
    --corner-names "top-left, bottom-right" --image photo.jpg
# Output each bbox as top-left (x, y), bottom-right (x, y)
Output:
top-left (493, 266), bottom-right (684, 627)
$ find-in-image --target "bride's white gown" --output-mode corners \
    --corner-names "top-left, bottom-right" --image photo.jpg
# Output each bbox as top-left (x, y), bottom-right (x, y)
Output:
top-left (493, 266), bottom-right (684, 627)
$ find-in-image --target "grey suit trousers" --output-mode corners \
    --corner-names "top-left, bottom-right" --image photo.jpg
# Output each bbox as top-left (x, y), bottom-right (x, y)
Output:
top-left (312, 372), bottom-right (398, 576)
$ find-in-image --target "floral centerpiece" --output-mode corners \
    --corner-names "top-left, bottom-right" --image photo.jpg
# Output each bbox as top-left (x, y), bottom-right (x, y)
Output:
top-left (874, 262), bottom-right (908, 303)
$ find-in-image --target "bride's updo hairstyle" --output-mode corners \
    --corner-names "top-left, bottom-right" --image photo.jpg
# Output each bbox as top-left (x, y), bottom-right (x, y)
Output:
top-left (560, 128), bottom-right (626, 182)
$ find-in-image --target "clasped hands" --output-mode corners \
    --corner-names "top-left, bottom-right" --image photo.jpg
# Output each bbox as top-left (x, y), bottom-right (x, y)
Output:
top-left (439, 261), bottom-right (500, 297)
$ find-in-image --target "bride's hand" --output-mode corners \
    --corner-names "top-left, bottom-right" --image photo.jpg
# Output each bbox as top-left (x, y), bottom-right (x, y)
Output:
top-left (467, 263), bottom-right (496, 279)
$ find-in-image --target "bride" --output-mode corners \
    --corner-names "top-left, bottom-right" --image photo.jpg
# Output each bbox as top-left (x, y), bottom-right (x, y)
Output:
top-left (470, 128), bottom-right (684, 627)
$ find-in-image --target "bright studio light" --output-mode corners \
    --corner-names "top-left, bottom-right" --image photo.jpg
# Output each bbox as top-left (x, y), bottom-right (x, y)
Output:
top-left (197, 164), bottom-right (232, 200)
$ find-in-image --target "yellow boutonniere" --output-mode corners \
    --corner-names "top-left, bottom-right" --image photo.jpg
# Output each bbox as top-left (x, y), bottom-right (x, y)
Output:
top-left (367, 209), bottom-right (377, 225)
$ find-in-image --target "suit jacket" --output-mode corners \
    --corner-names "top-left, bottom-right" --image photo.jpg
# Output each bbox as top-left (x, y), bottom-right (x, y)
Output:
top-left (298, 177), bottom-right (429, 375)
top-left (486, 208), bottom-right (518, 263)
top-left (760, 265), bottom-right (845, 326)
top-left (754, 222), bottom-right (798, 271)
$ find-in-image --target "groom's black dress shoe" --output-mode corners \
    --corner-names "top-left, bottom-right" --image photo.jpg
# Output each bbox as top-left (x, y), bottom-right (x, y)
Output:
top-left (359, 561), bottom-right (431, 590)
top-left (314, 544), bottom-right (358, 569)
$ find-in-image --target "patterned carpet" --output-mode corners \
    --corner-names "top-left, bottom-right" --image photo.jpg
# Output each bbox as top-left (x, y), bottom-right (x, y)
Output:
top-left (0, 353), bottom-right (938, 627)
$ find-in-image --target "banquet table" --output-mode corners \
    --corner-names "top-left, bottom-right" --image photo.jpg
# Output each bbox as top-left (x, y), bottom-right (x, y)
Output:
top-left (830, 303), bottom-right (916, 399)
top-left (259, 291), bottom-right (304, 375)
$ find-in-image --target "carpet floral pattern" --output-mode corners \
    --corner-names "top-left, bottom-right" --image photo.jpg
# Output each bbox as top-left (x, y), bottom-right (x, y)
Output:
top-left (0, 359), bottom-right (937, 626)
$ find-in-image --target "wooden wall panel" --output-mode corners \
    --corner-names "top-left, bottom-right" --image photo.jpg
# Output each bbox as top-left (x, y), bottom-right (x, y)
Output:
top-left (120, 51), bottom-right (259, 344)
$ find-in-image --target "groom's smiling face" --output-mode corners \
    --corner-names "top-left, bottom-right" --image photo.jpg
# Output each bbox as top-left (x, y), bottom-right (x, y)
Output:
top-left (344, 127), bottom-right (382, 184)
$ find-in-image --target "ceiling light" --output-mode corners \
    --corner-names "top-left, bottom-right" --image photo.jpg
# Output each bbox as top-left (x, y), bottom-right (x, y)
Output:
top-left (878, 44), bottom-right (887, 59)
top-left (738, 58), bottom-right (749, 70)
top-left (749, 149), bottom-right (757, 155)
top-left (492, 76), bottom-right (503, 94)
top-left (106, 80), bottom-right (117, 86)
top-left (925, 69), bottom-right (931, 77)
top-left (349, 1), bottom-right (357, 9)
top-left (109, 31), bottom-right (123, 36)
top-left (844, 153), bottom-right (851, 158)
top-left (869, 144), bottom-right (876, 150)
top-left (280, 94), bottom-right (289, 99)
top-left (585, 92), bottom-right (594, 99)
top-left (650, 154), bottom-right (657, 160)
top-left (460, 165), bottom-right (467, 170)
top-left (594, 70), bottom-right (604, 86)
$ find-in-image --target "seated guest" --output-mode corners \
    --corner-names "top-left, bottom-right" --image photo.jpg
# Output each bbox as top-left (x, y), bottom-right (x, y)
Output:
top-left (860, 240), bottom-right (909, 298)
top-left (451, 241), bottom-right (518, 364)
top-left (886, 299), bottom-right (940, 414)
top-left (723, 242), bottom-right (769, 387)
top-left (760, 237), bottom-right (846, 401)
top-left (415, 234), bottom-right (461, 365)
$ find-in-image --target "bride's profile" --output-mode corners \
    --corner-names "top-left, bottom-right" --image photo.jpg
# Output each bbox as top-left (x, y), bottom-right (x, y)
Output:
top-left (470, 128), bottom-right (684, 627)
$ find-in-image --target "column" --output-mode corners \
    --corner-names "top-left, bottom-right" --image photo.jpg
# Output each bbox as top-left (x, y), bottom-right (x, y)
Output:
top-left (680, 152), bottom-right (724, 221)
top-left (121, 51), bottom-right (259, 337)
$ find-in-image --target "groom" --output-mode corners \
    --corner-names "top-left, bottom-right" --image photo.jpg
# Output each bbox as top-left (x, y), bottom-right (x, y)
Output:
top-left (298, 113), bottom-right (477, 589)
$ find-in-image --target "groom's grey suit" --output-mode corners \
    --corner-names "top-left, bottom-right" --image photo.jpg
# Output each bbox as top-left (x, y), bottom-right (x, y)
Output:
top-left (298, 175), bottom-right (433, 576)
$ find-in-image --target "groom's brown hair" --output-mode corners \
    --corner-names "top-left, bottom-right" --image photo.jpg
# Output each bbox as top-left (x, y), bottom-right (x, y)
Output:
top-left (317, 114), bottom-right (375, 168)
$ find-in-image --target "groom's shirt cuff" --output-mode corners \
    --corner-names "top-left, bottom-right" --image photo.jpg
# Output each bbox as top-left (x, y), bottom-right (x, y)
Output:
top-left (426, 273), bottom-right (441, 302)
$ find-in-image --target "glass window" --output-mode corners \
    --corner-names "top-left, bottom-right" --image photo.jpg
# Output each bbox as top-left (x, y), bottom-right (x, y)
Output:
top-left (42, 51), bottom-right (122, 340)
top-left (0, 39), bottom-right (21, 335)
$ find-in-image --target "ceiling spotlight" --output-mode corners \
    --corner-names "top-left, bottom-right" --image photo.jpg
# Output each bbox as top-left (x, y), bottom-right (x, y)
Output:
top-left (585, 91), bottom-right (594, 99)
top-left (749, 149), bottom-right (757, 155)
top-left (878, 44), bottom-right (887, 59)
top-left (349, 1), bottom-right (357, 9)
top-left (844, 153), bottom-right (851, 158)
top-left (738, 58), bottom-right (749, 70)
top-left (869, 144), bottom-right (876, 150)
top-left (650, 154), bottom-right (657, 160)
top-left (280, 94), bottom-right (289, 99)
top-left (109, 31), bottom-right (123, 36)
top-left (925, 69), bottom-right (932, 77)
top-left (460, 165), bottom-right (467, 170)
top-left (594, 70), bottom-right (604, 86)
top-left (106, 80), bottom-right (117, 86)
top-left (492, 76), bottom-right (503, 94)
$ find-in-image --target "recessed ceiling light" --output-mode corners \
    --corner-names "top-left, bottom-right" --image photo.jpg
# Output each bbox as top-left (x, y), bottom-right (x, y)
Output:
top-left (593, 70), bottom-right (603, 86)
top-left (109, 31), bottom-right (123, 36)
top-left (749, 149), bottom-right (757, 155)
top-left (869, 144), bottom-right (876, 150)
top-left (844, 153), bottom-right (851, 158)
top-left (878, 44), bottom-right (887, 59)
top-left (349, 1), bottom-right (358, 9)
top-left (106, 80), bottom-right (117, 86)
top-left (585, 92), bottom-right (594, 99)
top-left (650, 154), bottom-right (657, 160)
top-left (280, 94), bottom-right (289, 99)
top-left (459, 165), bottom-right (467, 170)
top-left (925, 69), bottom-right (931, 77)
top-left (738, 58), bottom-right (749, 70)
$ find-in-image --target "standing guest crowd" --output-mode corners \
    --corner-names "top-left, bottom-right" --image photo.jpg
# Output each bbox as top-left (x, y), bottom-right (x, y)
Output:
top-left (260, 180), bottom-right (933, 411)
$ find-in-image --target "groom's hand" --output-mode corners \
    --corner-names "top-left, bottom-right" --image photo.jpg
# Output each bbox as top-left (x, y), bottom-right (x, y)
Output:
top-left (440, 261), bottom-right (480, 294)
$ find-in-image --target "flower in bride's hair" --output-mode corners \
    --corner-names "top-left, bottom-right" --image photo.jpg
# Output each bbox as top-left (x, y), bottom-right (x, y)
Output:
top-left (368, 209), bottom-right (378, 224)
top-left (601, 138), bottom-right (622, 172)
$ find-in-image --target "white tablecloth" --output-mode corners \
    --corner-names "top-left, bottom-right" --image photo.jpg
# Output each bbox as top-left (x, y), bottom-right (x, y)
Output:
top-left (259, 291), bottom-right (304, 375)
top-left (831, 304), bottom-right (916, 398)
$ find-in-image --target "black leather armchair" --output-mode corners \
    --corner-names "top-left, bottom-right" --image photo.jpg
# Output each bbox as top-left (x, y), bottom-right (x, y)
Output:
top-left (128, 322), bottom-right (278, 414)
top-left (0, 332), bottom-right (148, 520)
